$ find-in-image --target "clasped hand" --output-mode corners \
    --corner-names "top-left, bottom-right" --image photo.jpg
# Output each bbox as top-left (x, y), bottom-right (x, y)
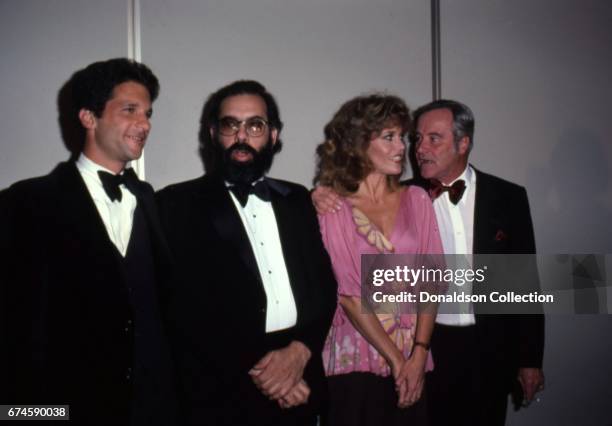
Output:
top-left (392, 349), bottom-right (427, 409)
top-left (249, 341), bottom-right (311, 408)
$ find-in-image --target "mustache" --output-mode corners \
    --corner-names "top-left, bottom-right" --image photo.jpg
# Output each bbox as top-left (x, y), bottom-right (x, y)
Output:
top-left (226, 142), bottom-right (259, 159)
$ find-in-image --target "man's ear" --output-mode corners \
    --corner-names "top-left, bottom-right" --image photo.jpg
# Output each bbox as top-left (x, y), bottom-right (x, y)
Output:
top-left (270, 128), bottom-right (279, 145)
top-left (458, 136), bottom-right (470, 155)
top-left (78, 109), bottom-right (96, 130)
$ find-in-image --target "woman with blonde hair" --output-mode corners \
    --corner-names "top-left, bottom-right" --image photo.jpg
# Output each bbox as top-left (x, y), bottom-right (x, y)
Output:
top-left (315, 93), bottom-right (442, 425)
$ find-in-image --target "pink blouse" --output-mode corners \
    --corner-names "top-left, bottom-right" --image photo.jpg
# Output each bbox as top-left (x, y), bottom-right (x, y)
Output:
top-left (319, 185), bottom-right (443, 377)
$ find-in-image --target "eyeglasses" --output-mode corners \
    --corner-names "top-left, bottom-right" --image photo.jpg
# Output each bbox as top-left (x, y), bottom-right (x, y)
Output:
top-left (218, 117), bottom-right (269, 137)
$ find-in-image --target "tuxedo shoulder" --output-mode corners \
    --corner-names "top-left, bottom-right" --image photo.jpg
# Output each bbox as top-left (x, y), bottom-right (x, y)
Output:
top-left (266, 177), bottom-right (310, 196)
top-left (156, 176), bottom-right (205, 197)
top-left (475, 169), bottom-right (526, 193)
top-left (2, 174), bottom-right (63, 218)
top-left (5, 170), bottom-right (58, 198)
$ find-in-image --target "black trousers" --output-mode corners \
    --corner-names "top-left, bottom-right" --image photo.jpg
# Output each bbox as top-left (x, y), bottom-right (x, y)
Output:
top-left (426, 323), bottom-right (509, 426)
top-left (322, 372), bottom-right (427, 426)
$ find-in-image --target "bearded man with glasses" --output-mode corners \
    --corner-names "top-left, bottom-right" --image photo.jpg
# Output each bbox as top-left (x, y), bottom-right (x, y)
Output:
top-left (156, 80), bottom-right (337, 426)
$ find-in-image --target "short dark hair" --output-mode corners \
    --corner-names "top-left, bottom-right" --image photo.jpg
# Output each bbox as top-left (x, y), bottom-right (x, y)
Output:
top-left (198, 80), bottom-right (283, 173)
top-left (314, 93), bottom-right (411, 194)
top-left (413, 99), bottom-right (475, 151)
top-left (71, 58), bottom-right (159, 117)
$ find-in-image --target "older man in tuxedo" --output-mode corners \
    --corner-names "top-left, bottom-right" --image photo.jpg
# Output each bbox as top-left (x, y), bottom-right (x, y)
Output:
top-left (411, 99), bottom-right (544, 426)
top-left (156, 80), bottom-right (337, 426)
top-left (0, 58), bottom-right (177, 425)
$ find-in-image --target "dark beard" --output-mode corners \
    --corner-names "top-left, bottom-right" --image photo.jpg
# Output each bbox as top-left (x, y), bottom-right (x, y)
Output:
top-left (221, 139), bottom-right (276, 185)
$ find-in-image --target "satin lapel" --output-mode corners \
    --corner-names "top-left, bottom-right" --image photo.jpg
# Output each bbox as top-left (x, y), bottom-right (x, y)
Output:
top-left (202, 175), bottom-right (263, 284)
top-left (130, 180), bottom-right (172, 264)
top-left (269, 183), bottom-right (306, 318)
top-left (472, 169), bottom-right (501, 254)
top-left (54, 162), bottom-right (120, 261)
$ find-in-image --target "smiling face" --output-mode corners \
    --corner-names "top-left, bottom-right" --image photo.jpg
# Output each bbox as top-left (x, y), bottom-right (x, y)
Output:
top-left (366, 124), bottom-right (406, 177)
top-left (213, 94), bottom-right (277, 164)
top-left (81, 81), bottom-right (152, 173)
top-left (414, 108), bottom-right (469, 184)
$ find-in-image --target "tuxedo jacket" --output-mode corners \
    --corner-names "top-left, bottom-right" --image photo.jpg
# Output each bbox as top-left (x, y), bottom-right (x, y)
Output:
top-left (156, 174), bottom-right (337, 426)
top-left (407, 167), bottom-right (544, 387)
top-left (472, 169), bottom-right (544, 377)
top-left (0, 161), bottom-right (175, 425)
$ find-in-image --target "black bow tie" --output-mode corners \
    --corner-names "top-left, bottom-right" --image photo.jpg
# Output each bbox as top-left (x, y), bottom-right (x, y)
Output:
top-left (228, 179), bottom-right (271, 207)
top-left (97, 168), bottom-right (138, 202)
top-left (428, 179), bottom-right (466, 205)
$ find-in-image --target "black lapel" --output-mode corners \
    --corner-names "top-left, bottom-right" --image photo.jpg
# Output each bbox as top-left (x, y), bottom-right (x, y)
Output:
top-left (201, 175), bottom-right (263, 284)
top-left (54, 162), bottom-right (119, 261)
top-left (129, 178), bottom-right (173, 264)
top-left (473, 168), bottom-right (502, 254)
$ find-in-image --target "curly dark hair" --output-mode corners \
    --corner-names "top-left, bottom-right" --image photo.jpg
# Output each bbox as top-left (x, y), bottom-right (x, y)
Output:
top-left (71, 58), bottom-right (159, 118)
top-left (314, 93), bottom-right (411, 195)
top-left (198, 80), bottom-right (283, 174)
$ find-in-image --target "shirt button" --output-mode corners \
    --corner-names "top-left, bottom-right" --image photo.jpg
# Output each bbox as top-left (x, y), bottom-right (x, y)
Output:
top-left (268, 270), bottom-right (272, 274)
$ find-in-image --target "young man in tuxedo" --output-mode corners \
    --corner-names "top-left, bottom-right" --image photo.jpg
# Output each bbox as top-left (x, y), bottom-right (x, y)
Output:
top-left (0, 58), bottom-right (177, 425)
top-left (313, 99), bottom-right (545, 425)
top-left (156, 80), bottom-right (337, 426)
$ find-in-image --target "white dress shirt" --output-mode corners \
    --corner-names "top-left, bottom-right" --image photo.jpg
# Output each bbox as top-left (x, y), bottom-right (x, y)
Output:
top-left (76, 154), bottom-right (137, 257)
top-left (228, 183), bottom-right (298, 332)
top-left (434, 165), bottom-right (477, 326)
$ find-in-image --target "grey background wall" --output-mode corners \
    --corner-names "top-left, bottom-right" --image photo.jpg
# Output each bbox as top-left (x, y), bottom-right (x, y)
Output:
top-left (439, 2), bottom-right (612, 424)
top-left (0, 0), bottom-right (128, 184)
top-left (140, 0), bottom-right (432, 189)
top-left (1, 1), bottom-right (611, 424)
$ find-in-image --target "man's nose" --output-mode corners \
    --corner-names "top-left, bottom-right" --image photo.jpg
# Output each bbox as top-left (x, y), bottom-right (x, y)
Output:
top-left (236, 122), bottom-right (249, 141)
top-left (415, 140), bottom-right (426, 154)
top-left (137, 114), bottom-right (151, 132)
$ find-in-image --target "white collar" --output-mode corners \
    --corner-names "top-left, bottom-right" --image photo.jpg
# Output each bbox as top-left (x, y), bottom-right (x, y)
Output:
top-left (76, 153), bottom-right (124, 179)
